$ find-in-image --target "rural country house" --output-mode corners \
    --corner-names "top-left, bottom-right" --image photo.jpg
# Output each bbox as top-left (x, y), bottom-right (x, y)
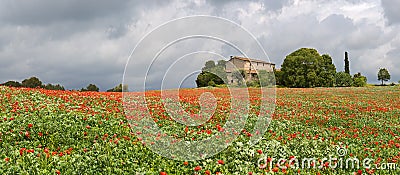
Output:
top-left (225, 56), bottom-right (275, 84)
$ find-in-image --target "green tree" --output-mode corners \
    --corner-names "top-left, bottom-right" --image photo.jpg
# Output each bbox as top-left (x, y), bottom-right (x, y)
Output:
top-left (2, 81), bottom-right (21, 87)
top-left (107, 84), bottom-right (128, 92)
top-left (210, 66), bottom-right (227, 84)
top-left (208, 80), bottom-right (216, 87)
top-left (196, 72), bottom-right (210, 87)
top-left (22, 77), bottom-right (42, 88)
top-left (196, 71), bottom-right (225, 87)
top-left (352, 72), bottom-right (367, 87)
top-left (335, 72), bottom-right (353, 87)
top-left (317, 54), bottom-right (336, 87)
top-left (378, 68), bottom-right (390, 85)
top-left (202, 60), bottom-right (216, 71)
top-left (281, 48), bottom-right (336, 88)
top-left (44, 83), bottom-right (65, 90)
top-left (87, 84), bottom-right (99, 92)
top-left (196, 60), bottom-right (227, 87)
top-left (344, 52), bottom-right (350, 74)
top-left (81, 84), bottom-right (99, 92)
top-left (274, 70), bottom-right (284, 86)
top-left (217, 60), bottom-right (226, 68)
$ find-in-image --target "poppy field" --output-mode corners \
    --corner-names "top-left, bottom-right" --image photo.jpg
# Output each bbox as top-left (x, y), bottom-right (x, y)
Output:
top-left (0, 85), bottom-right (400, 174)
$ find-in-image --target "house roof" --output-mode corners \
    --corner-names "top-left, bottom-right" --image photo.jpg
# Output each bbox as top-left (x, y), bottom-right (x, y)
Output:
top-left (229, 56), bottom-right (275, 65)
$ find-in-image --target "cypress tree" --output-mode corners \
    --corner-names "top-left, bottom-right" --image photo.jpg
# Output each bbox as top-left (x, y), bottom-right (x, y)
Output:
top-left (344, 52), bottom-right (350, 74)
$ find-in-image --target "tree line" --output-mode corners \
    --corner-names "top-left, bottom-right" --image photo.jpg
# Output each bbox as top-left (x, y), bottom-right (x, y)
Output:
top-left (2, 77), bottom-right (65, 90)
top-left (196, 48), bottom-right (395, 88)
top-left (1, 77), bottom-right (127, 92)
top-left (279, 48), bottom-right (395, 87)
top-left (278, 48), bottom-right (369, 87)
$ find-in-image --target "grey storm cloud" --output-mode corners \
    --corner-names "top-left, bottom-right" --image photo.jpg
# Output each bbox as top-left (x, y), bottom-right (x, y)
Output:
top-left (381, 0), bottom-right (400, 25)
top-left (0, 0), bottom-right (132, 25)
top-left (0, 0), bottom-right (399, 91)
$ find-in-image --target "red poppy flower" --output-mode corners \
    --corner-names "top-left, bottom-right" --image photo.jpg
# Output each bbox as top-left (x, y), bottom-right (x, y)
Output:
top-left (19, 148), bottom-right (26, 156)
top-left (25, 131), bottom-right (30, 138)
top-left (206, 130), bottom-right (212, 135)
top-left (217, 160), bottom-right (224, 165)
top-left (194, 166), bottom-right (201, 171)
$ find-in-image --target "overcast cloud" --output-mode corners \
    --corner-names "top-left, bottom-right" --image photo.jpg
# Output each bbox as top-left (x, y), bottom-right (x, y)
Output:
top-left (0, 0), bottom-right (399, 91)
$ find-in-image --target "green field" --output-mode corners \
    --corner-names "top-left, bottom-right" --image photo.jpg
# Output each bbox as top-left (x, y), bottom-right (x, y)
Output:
top-left (1, 86), bottom-right (399, 174)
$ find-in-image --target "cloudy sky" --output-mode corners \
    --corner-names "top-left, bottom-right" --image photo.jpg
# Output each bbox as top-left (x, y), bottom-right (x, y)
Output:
top-left (0, 0), bottom-right (399, 91)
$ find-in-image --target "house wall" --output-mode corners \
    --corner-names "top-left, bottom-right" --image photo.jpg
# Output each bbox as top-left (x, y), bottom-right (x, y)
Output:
top-left (225, 58), bottom-right (246, 73)
top-left (226, 59), bottom-right (246, 84)
top-left (250, 62), bottom-right (275, 72)
top-left (226, 57), bottom-right (275, 84)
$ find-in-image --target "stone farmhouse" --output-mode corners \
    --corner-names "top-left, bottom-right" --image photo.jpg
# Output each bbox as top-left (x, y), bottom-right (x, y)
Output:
top-left (225, 56), bottom-right (275, 84)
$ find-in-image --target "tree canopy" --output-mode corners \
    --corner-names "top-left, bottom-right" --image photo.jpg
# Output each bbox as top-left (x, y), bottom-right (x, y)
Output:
top-left (196, 60), bottom-right (227, 87)
top-left (344, 52), bottom-right (350, 75)
top-left (378, 68), bottom-right (390, 85)
top-left (44, 83), bottom-right (65, 90)
top-left (81, 84), bottom-right (99, 92)
top-left (335, 72), bottom-right (353, 87)
top-left (352, 72), bottom-right (367, 87)
top-left (2, 77), bottom-right (65, 90)
top-left (107, 84), bottom-right (128, 92)
top-left (22, 77), bottom-right (42, 88)
top-left (202, 60), bottom-right (216, 71)
top-left (2, 81), bottom-right (22, 87)
top-left (281, 48), bottom-right (337, 88)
